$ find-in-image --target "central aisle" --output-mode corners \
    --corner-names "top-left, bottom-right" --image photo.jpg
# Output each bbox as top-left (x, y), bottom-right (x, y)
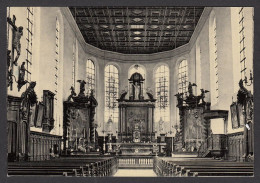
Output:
top-left (113, 169), bottom-right (157, 177)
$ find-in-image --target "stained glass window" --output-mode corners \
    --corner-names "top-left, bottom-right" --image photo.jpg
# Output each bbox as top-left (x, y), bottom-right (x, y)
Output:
top-left (239, 7), bottom-right (247, 81)
top-left (178, 60), bottom-right (188, 96)
top-left (54, 17), bottom-right (59, 105)
top-left (86, 59), bottom-right (95, 94)
top-left (72, 40), bottom-right (76, 88)
top-left (105, 65), bottom-right (119, 124)
top-left (213, 17), bottom-right (219, 101)
top-left (209, 15), bottom-right (219, 105)
top-left (155, 65), bottom-right (169, 123)
top-left (54, 17), bottom-right (62, 134)
top-left (26, 7), bottom-right (34, 83)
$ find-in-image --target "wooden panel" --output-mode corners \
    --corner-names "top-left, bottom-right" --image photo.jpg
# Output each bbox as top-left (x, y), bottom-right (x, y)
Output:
top-left (30, 131), bottom-right (62, 161)
top-left (183, 107), bottom-right (204, 151)
top-left (227, 132), bottom-right (244, 161)
top-left (69, 7), bottom-right (204, 54)
top-left (7, 110), bottom-right (19, 122)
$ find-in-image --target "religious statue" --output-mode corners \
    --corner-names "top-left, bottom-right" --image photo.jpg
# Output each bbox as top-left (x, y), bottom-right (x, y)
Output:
top-left (146, 87), bottom-right (154, 100)
top-left (158, 117), bottom-right (165, 134)
top-left (20, 81), bottom-right (37, 118)
top-left (175, 92), bottom-right (184, 107)
top-left (67, 86), bottom-right (77, 101)
top-left (132, 82), bottom-right (140, 100)
top-left (18, 62), bottom-right (28, 91)
top-left (77, 80), bottom-right (86, 97)
top-left (7, 50), bottom-right (11, 68)
top-left (7, 17), bottom-right (23, 66)
top-left (188, 82), bottom-right (197, 97)
top-left (199, 89), bottom-right (209, 104)
top-left (7, 50), bottom-right (13, 88)
top-left (119, 89), bottom-right (127, 100)
top-left (237, 79), bottom-right (251, 105)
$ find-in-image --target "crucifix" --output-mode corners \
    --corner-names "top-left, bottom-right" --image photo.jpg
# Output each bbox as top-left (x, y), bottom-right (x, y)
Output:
top-left (7, 15), bottom-right (23, 66)
top-left (7, 15), bottom-right (24, 90)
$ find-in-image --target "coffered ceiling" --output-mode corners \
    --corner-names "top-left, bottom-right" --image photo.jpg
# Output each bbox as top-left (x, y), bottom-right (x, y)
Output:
top-left (69, 7), bottom-right (204, 54)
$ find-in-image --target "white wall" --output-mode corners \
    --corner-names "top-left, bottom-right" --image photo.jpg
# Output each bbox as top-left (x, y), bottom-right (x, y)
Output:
top-left (8, 7), bottom-right (254, 137)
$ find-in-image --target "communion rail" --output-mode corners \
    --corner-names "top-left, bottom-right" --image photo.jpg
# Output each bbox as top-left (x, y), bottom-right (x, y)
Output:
top-left (117, 156), bottom-right (153, 168)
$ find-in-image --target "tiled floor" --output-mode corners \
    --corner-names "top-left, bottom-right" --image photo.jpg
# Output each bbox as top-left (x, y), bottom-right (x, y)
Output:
top-left (113, 169), bottom-right (157, 177)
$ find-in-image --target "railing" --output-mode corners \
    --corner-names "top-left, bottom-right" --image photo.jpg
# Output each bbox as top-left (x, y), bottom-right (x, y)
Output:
top-left (117, 156), bottom-right (153, 168)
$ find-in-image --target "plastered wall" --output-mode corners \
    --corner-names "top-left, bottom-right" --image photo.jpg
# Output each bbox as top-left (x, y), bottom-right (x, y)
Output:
top-left (8, 7), bottom-right (253, 137)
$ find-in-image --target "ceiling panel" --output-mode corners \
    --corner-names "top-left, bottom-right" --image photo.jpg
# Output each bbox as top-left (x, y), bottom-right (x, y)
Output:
top-left (69, 7), bottom-right (204, 54)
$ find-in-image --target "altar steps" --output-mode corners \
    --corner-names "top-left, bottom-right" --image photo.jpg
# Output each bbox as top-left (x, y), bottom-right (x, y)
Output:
top-left (171, 152), bottom-right (198, 158)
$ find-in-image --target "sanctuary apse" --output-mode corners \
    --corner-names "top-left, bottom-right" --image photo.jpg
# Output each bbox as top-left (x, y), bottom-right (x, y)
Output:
top-left (5, 7), bottom-right (254, 177)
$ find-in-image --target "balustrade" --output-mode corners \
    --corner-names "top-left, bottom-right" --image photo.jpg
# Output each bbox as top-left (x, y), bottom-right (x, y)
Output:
top-left (117, 156), bottom-right (153, 168)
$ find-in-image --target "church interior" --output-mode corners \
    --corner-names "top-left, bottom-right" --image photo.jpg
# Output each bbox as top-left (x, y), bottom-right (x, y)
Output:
top-left (6, 7), bottom-right (254, 177)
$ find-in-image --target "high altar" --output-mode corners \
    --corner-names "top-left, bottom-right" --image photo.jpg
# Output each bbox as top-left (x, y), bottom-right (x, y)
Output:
top-left (109, 72), bottom-right (166, 155)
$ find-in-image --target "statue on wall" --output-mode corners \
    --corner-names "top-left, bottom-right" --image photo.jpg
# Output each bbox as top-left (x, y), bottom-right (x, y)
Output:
top-left (175, 92), bottom-right (184, 107)
top-left (119, 89), bottom-right (128, 100)
top-left (132, 82), bottom-right (140, 100)
top-left (146, 87), bottom-right (154, 100)
top-left (7, 16), bottom-right (23, 66)
top-left (20, 81), bottom-right (37, 119)
top-left (7, 50), bottom-right (13, 88)
top-left (67, 86), bottom-right (77, 101)
top-left (17, 62), bottom-right (28, 91)
top-left (188, 82), bottom-right (197, 97)
top-left (199, 89), bottom-right (209, 104)
top-left (77, 80), bottom-right (86, 97)
top-left (7, 50), bottom-right (11, 68)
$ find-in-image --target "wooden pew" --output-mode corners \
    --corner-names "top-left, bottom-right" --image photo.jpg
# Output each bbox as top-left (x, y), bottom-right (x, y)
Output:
top-left (8, 156), bottom-right (118, 177)
top-left (153, 157), bottom-right (254, 177)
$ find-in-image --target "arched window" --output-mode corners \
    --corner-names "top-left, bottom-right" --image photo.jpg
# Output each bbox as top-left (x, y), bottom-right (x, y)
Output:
top-left (209, 15), bottom-right (219, 105)
top-left (54, 17), bottom-right (60, 105)
top-left (72, 39), bottom-right (78, 88)
top-left (54, 17), bottom-right (62, 134)
top-left (128, 64), bottom-right (146, 79)
top-left (178, 60), bottom-right (189, 96)
top-left (155, 65), bottom-right (170, 123)
top-left (196, 45), bottom-right (202, 94)
top-left (25, 7), bottom-right (34, 83)
top-left (86, 59), bottom-right (95, 94)
top-left (105, 65), bottom-right (119, 124)
top-left (239, 7), bottom-right (247, 81)
top-left (231, 7), bottom-right (254, 92)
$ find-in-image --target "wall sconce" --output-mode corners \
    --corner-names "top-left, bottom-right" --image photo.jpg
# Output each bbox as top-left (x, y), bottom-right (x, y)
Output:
top-left (244, 70), bottom-right (253, 86)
